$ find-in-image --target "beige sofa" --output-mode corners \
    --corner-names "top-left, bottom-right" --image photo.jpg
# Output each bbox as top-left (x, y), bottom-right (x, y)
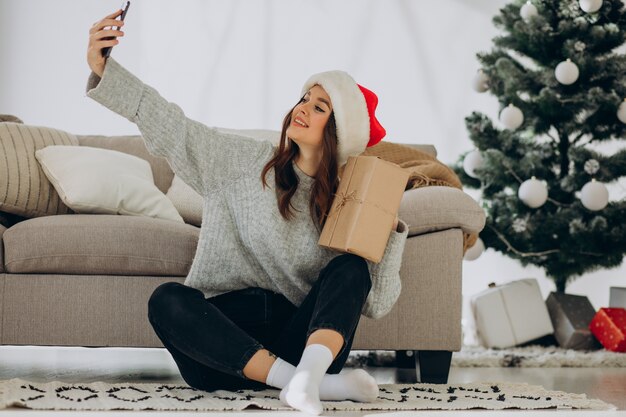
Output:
top-left (0, 131), bottom-right (485, 384)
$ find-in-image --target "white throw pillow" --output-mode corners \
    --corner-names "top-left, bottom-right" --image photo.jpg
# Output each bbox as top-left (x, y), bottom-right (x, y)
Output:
top-left (166, 175), bottom-right (203, 226)
top-left (34, 145), bottom-right (184, 223)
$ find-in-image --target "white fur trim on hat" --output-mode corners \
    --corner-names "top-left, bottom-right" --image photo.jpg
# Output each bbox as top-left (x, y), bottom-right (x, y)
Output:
top-left (300, 71), bottom-right (369, 167)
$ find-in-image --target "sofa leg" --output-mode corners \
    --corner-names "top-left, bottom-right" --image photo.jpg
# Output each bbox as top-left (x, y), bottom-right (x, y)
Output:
top-left (394, 350), bottom-right (418, 383)
top-left (417, 350), bottom-right (452, 384)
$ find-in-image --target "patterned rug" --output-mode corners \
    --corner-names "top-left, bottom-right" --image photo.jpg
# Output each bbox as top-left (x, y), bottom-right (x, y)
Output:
top-left (346, 345), bottom-right (626, 368)
top-left (0, 378), bottom-right (615, 411)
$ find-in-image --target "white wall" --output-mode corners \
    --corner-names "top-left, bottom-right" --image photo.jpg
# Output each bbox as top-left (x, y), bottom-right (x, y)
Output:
top-left (1, 0), bottom-right (624, 330)
top-left (1, 0), bottom-right (507, 165)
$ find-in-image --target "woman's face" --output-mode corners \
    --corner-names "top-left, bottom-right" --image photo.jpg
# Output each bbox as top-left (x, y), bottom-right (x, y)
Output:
top-left (286, 85), bottom-right (333, 150)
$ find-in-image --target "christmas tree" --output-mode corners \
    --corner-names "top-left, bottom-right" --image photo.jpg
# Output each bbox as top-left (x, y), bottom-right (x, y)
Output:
top-left (454, 0), bottom-right (626, 292)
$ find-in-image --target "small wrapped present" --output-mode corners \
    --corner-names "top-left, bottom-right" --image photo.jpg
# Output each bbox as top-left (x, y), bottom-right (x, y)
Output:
top-left (545, 292), bottom-right (602, 350)
top-left (318, 155), bottom-right (409, 263)
top-left (609, 287), bottom-right (626, 309)
top-left (471, 278), bottom-right (554, 349)
top-left (589, 308), bottom-right (626, 353)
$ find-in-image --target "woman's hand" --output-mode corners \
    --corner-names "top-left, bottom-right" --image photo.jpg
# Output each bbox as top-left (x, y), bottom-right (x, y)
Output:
top-left (392, 215), bottom-right (399, 232)
top-left (87, 9), bottom-right (125, 77)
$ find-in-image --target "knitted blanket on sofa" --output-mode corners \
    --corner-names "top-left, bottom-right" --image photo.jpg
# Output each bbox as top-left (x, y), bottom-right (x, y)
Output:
top-left (361, 141), bottom-right (477, 253)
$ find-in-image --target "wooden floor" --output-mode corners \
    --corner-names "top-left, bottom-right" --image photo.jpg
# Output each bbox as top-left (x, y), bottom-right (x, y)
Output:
top-left (0, 346), bottom-right (625, 416)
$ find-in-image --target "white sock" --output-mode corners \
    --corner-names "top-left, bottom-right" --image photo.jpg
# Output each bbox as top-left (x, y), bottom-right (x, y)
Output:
top-left (267, 351), bottom-right (379, 411)
top-left (278, 344), bottom-right (332, 415)
top-left (318, 368), bottom-right (379, 402)
top-left (267, 357), bottom-right (378, 402)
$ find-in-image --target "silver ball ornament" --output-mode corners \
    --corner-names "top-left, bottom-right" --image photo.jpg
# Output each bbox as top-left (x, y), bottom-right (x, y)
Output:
top-left (518, 177), bottom-right (548, 208)
top-left (579, 0), bottom-right (603, 13)
top-left (581, 179), bottom-right (609, 211)
top-left (555, 59), bottom-right (580, 85)
top-left (500, 104), bottom-right (524, 130)
top-left (464, 237), bottom-right (485, 261)
top-left (463, 150), bottom-right (485, 179)
top-left (520, 2), bottom-right (538, 22)
top-left (472, 70), bottom-right (489, 93)
top-left (617, 99), bottom-right (626, 124)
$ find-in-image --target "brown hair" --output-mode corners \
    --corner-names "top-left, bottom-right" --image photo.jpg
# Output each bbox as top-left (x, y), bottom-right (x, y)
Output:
top-left (260, 103), bottom-right (339, 232)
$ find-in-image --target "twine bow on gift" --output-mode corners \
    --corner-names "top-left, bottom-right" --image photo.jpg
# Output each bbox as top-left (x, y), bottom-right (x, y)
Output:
top-left (331, 190), bottom-right (395, 217)
top-left (332, 190), bottom-right (359, 212)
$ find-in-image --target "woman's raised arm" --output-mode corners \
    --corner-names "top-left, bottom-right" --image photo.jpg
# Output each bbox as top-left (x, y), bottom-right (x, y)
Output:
top-left (84, 11), bottom-right (273, 196)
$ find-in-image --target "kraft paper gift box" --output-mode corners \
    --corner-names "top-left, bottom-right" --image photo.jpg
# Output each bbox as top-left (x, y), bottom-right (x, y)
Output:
top-left (609, 287), bottom-right (626, 308)
top-left (545, 292), bottom-right (602, 350)
top-left (589, 307), bottom-right (626, 353)
top-left (471, 278), bottom-right (554, 349)
top-left (318, 155), bottom-right (409, 263)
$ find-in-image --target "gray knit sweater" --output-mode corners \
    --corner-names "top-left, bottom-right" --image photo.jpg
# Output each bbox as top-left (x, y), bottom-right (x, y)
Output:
top-left (86, 58), bottom-right (408, 319)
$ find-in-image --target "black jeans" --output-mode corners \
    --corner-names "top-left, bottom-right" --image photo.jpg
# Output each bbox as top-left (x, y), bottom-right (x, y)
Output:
top-left (147, 253), bottom-right (371, 392)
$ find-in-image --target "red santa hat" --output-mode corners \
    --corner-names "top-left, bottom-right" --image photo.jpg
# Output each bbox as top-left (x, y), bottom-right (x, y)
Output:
top-left (300, 70), bottom-right (386, 167)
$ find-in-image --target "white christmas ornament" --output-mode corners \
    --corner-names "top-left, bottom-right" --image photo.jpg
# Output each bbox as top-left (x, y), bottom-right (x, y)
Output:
top-left (579, 0), bottom-right (603, 13)
top-left (472, 70), bottom-right (490, 93)
top-left (617, 99), bottom-right (626, 124)
top-left (500, 104), bottom-right (524, 129)
top-left (464, 237), bottom-right (485, 261)
top-left (555, 59), bottom-right (580, 85)
top-left (518, 176), bottom-right (548, 208)
top-left (520, 2), bottom-right (538, 22)
top-left (581, 179), bottom-right (609, 211)
top-left (463, 150), bottom-right (485, 178)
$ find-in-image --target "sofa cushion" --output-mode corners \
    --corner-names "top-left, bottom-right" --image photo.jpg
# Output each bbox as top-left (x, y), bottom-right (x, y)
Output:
top-left (398, 186), bottom-right (485, 237)
top-left (0, 122), bottom-right (78, 218)
top-left (35, 145), bottom-right (184, 223)
top-left (3, 214), bottom-right (199, 276)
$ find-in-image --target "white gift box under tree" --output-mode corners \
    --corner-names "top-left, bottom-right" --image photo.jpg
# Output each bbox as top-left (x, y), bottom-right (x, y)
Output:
top-left (471, 278), bottom-right (554, 349)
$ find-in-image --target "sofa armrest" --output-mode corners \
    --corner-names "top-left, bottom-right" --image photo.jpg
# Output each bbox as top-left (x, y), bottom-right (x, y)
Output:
top-left (354, 228), bottom-right (463, 350)
top-left (0, 224), bottom-right (6, 273)
top-left (398, 186), bottom-right (486, 237)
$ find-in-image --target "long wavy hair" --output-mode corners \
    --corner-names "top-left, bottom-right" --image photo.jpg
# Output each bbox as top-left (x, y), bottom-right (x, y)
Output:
top-left (260, 101), bottom-right (339, 232)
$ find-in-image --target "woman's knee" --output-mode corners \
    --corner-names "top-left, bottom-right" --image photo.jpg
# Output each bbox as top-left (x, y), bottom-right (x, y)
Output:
top-left (326, 254), bottom-right (371, 290)
top-left (148, 281), bottom-right (190, 321)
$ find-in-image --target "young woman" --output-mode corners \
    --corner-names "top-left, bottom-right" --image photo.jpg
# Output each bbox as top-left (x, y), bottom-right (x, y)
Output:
top-left (87, 9), bottom-right (408, 415)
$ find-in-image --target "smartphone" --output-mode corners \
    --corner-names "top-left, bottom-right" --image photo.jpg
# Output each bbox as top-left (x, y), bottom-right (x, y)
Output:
top-left (101, 1), bottom-right (131, 58)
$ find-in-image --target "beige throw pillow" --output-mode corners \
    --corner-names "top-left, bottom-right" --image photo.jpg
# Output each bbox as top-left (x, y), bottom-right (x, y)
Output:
top-left (35, 145), bottom-right (184, 223)
top-left (0, 122), bottom-right (78, 218)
